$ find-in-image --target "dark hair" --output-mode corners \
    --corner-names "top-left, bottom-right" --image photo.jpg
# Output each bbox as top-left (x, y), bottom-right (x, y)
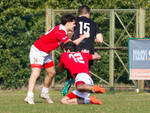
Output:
top-left (61, 14), bottom-right (76, 25)
top-left (61, 41), bottom-right (77, 52)
top-left (78, 5), bottom-right (90, 15)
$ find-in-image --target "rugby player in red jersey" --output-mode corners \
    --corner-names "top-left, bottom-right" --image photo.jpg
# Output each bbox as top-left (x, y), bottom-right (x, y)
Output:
top-left (24, 14), bottom-right (90, 104)
top-left (59, 41), bottom-right (105, 105)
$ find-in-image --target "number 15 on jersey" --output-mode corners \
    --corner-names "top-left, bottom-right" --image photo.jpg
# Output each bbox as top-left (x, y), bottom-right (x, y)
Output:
top-left (79, 22), bottom-right (90, 34)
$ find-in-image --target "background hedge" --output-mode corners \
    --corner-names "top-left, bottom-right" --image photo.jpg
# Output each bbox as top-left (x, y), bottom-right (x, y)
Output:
top-left (0, 0), bottom-right (150, 89)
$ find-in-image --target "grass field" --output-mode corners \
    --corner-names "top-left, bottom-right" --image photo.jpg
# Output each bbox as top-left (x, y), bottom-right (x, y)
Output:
top-left (0, 89), bottom-right (150, 113)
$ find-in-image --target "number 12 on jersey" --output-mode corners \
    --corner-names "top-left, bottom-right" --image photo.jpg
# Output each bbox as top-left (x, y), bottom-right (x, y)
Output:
top-left (69, 53), bottom-right (85, 64)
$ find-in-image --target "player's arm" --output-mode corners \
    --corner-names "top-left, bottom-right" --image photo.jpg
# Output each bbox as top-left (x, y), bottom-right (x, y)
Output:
top-left (92, 52), bottom-right (101, 60)
top-left (73, 32), bottom-right (90, 45)
top-left (63, 32), bottom-right (90, 45)
top-left (86, 52), bottom-right (101, 61)
top-left (95, 33), bottom-right (103, 43)
top-left (94, 23), bottom-right (103, 43)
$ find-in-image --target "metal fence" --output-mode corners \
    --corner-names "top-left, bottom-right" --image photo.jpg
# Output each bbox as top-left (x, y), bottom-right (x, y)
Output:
top-left (46, 9), bottom-right (149, 87)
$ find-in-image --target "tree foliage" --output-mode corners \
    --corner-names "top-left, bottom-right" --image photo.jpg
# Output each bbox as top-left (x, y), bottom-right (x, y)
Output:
top-left (0, 0), bottom-right (149, 89)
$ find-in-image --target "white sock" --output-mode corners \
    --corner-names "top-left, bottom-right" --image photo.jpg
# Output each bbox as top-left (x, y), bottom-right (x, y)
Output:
top-left (27, 91), bottom-right (34, 98)
top-left (41, 87), bottom-right (49, 94)
top-left (84, 98), bottom-right (91, 104)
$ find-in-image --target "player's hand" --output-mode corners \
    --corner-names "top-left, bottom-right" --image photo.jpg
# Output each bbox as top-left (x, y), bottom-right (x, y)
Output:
top-left (93, 52), bottom-right (101, 60)
top-left (95, 33), bottom-right (103, 43)
top-left (83, 32), bottom-right (90, 38)
top-left (67, 31), bottom-right (74, 38)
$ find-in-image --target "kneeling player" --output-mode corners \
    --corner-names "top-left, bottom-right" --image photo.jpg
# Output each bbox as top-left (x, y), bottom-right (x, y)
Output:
top-left (58, 41), bottom-right (105, 105)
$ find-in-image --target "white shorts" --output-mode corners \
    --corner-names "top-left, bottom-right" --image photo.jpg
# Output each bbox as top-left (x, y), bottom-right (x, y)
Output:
top-left (73, 73), bottom-right (94, 99)
top-left (29, 45), bottom-right (54, 69)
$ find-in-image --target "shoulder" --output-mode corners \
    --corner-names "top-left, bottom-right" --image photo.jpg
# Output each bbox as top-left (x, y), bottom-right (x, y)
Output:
top-left (61, 52), bottom-right (68, 56)
top-left (56, 25), bottom-right (67, 34)
top-left (60, 53), bottom-right (67, 60)
top-left (80, 51), bottom-right (90, 56)
top-left (60, 52), bottom-right (66, 57)
top-left (55, 30), bottom-right (66, 37)
top-left (88, 18), bottom-right (97, 25)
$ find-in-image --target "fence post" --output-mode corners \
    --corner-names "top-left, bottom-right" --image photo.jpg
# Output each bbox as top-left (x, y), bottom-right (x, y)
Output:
top-left (45, 9), bottom-right (55, 87)
top-left (45, 9), bottom-right (52, 31)
top-left (138, 8), bottom-right (145, 90)
top-left (51, 10), bottom-right (55, 87)
top-left (109, 10), bottom-right (115, 87)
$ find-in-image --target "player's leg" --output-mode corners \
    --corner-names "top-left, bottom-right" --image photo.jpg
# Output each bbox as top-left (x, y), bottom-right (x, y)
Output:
top-left (28, 68), bottom-right (41, 91)
top-left (72, 73), bottom-right (103, 105)
top-left (24, 45), bottom-right (46, 104)
top-left (24, 68), bottom-right (41, 104)
top-left (43, 55), bottom-right (56, 88)
top-left (76, 83), bottom-right (93, 92)
top-left (44, 65), bottom-right (56, 88)
top-left (75, 73), bottom-right (105, 94)
top-left (75, 83), bottom-right (103, 105)
top-left (61, 97), bottom-right (86, 104)
top-left (61, 92), bottom-right (84, 104)
top-left (40, 66), bottom-right (55, 103)
top-left (76, 83), bottom-right (105, 93)
top-left (61, 91), bottom-right (102, 105)
top-left (61, 69), bottom-right (73, 96)
top-left (40, 55), bottom-right (55, 103)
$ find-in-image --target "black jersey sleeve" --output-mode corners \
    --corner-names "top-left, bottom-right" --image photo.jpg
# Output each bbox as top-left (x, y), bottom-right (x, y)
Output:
top-left (95, 23), bottom-right (102, 35)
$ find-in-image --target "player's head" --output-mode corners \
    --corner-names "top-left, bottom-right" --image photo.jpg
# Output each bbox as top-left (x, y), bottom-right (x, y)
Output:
top-left (78, 5), bottom-right (90, 17)
top-left (61, 14), bottom-right (76, 25)
top-left (61, 14), bottom-right (76, 32)
top-left (61, 41), bottom-right (77, 52)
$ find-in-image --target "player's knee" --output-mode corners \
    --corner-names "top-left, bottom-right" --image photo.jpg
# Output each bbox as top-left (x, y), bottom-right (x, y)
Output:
top-left (30, 69), bottom-right (41, 79)
top-left (61, 98), bottom-right (68, 104)
top-left (51, 70), bottom-right (56, 76)
top-left (47, 70), bottom-right (56, 77)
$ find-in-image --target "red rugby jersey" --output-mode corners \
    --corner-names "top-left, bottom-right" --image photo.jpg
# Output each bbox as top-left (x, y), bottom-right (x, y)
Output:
top-left (59, 51), bottom-right (93, 78)
top-left (34, 24), bottom-right (69, 53)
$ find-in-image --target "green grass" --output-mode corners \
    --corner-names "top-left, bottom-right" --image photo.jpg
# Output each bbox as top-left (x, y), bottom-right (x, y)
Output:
top-left (0, 89), bottom-right (150, 113)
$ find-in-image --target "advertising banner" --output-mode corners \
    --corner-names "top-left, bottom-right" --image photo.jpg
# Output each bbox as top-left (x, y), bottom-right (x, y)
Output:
top-left (129, 39), bottom-right (150, 80)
